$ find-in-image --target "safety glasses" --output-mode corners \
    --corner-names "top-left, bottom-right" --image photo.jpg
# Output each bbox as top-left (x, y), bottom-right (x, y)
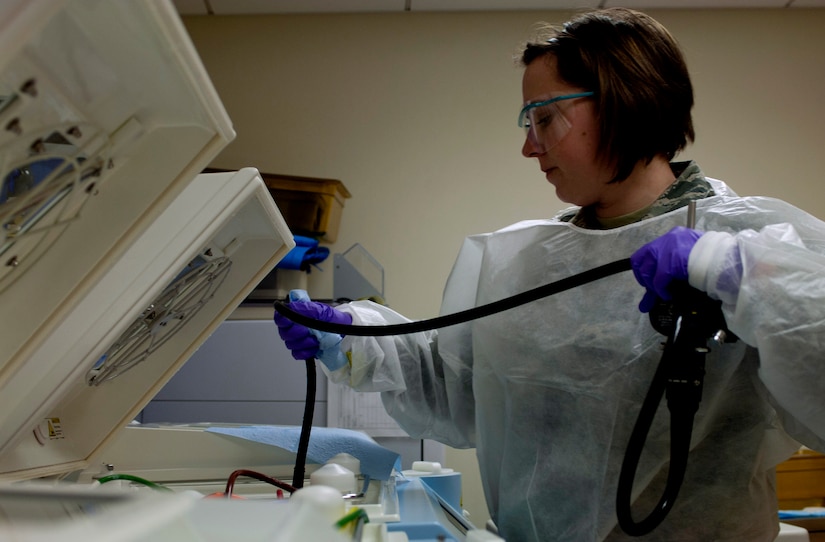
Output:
top-left (518, 92), bottom-right (594, 152)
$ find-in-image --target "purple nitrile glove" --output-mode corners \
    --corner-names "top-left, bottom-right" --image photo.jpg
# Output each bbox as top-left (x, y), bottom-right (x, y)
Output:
top-left (630, 226), bottom-right (703, 313)
top-left (274, 289), bottom-right (353, 370)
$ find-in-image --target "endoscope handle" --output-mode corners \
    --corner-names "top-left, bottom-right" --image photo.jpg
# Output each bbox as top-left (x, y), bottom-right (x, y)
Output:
top-left (648, 282), bottom-right (735, 343)
top-left (661, 288), bottom-right (712, 416)
top-left (659, 281), bottom-right (741, 418)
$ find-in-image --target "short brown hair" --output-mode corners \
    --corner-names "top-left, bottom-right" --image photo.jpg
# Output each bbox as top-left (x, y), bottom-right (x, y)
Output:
top-left (520, 8), bottom-right (694, 183)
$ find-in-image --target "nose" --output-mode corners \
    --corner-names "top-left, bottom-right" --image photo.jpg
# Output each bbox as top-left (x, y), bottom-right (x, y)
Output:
top-left (522, 135), bottom-right (544, 158)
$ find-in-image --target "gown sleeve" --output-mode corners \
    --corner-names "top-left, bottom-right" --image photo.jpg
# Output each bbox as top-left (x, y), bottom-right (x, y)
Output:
top-left (327, 235), bottom-right (489, 449)
top-left (688, 210), bottom-right (825, 450)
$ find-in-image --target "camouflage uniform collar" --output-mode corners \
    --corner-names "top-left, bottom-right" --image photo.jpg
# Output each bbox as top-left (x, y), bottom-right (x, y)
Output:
top-left (562, 161), bottom-right (714, 230)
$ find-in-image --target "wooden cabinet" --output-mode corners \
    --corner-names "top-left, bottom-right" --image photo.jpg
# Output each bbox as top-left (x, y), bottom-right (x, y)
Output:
top-left (777, 448), bottom-right (825, 510)
top-left (204, 169), bottom-right (352, 243)
top-left (777, 448), bottom-right (825, 541)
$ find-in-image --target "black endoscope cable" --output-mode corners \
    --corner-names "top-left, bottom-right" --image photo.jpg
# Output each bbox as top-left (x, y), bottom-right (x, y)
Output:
top-left (277, 253), bottom-right (726, 536)
top-left (281, 257), bottom-right (632, 496)
top-left (274, 257), bottom-right (632, 336)
top-left (616, 287), bottom-right (732, 536)
top-left (292, 357), bottom-right (315, 489)
top-left (616, 296), bottom-right (701, 536)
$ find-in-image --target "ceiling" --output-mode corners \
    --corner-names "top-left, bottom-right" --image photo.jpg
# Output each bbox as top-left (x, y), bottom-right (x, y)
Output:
top-left (172, 0), bottom-right (825, 15)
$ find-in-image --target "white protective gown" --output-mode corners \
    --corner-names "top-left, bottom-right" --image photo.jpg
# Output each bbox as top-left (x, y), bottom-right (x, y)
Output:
top-left (331, 178), bottom-right (825, 541)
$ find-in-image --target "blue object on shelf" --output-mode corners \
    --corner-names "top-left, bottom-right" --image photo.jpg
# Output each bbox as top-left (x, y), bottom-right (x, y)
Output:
top-left (276, 235), bottom-right (329, 271)
top-left (779, 509), bottom-right (825, 519)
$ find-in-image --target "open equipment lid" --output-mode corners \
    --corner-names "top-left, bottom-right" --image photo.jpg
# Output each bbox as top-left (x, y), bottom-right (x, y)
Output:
top-left (0, 168), bottom-right (294, 481)
top-left (0, 0), bottom-right (234, 392)
top-left (0, 0), bottom-right (297, 480)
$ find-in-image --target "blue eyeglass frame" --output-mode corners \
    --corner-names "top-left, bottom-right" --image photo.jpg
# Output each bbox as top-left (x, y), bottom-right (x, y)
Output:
top-left (518, 91), bottom-right (595, 128)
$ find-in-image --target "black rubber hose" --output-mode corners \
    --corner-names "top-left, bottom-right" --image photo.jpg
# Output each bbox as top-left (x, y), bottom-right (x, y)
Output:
top-left (278, 255), bottom-right (695, 534)
top-left (616, 288), bottom-right (715, 536)
top-left (615, 340), bottom-right (696, 536)
top-left (280, 258), bottom-right (632, 494)
top-left (274, 258), bottom-right (632, 336)
top-left (292, 357), bottom-right (316, 489)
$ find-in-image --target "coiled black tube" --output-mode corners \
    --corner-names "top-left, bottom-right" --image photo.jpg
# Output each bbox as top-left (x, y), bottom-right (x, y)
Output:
top-left (280, 259), bottom-right (632, 495)
top-left (615, 337), bottom-right (697, 536)
top-left (277, 257), bottom-right (710, 535)
top-left (617, 287), bottom-right (725, 536)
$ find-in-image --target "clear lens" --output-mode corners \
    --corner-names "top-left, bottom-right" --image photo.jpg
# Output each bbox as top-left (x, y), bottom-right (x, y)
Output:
top-left (522, 101), bottom-right (572, 153)
top-left (518, 92), bottom-right (593, 153)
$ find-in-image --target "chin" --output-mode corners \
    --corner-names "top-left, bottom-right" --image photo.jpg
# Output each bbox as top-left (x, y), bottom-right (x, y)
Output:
top-left (558, 193), bottom-right (590, 207)
top-left (553, 188), bottom-right (576, 205)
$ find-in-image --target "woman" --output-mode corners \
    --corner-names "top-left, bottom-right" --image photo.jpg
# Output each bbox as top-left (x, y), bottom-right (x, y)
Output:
top-left (276, 8), bottom-right (825, 540)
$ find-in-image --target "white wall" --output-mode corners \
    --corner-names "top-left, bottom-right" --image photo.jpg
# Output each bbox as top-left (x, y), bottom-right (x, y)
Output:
top-left (182, 8), bottom-right (825, 528)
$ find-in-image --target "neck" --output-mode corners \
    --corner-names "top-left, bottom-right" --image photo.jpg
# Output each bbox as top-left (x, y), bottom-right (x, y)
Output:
top-left (594, 157), bottom-right (676, 219)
